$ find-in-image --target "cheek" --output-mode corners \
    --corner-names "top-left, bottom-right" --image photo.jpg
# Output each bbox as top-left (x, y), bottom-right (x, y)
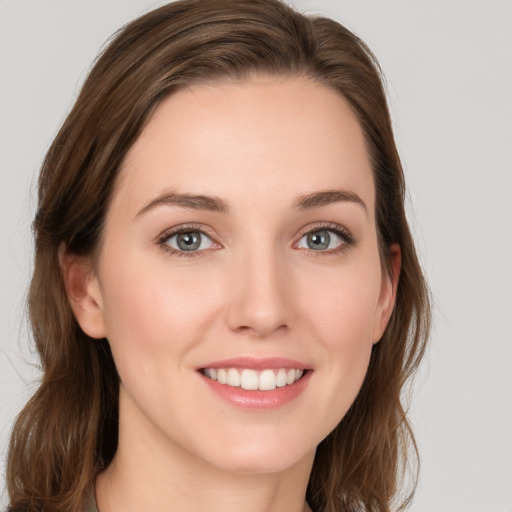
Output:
top-left (297, 255), bottom-right (382, 421)
top-left (312, 276), bottom-right (378, 383)
top-left (98, 254), bottom-right (223, 375)
top-left (302, 259), bottom-right (382, 350)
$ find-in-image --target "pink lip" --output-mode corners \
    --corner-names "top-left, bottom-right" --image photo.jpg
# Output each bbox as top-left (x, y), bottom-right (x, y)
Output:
top-left (197, 357), bottom-right (312, 410)
top-left (198, 356), bottom-right (310, 371)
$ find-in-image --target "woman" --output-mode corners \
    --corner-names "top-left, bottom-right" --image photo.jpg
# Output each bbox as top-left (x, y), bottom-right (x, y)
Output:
top-left (6, 0), bottom-right (430, 511)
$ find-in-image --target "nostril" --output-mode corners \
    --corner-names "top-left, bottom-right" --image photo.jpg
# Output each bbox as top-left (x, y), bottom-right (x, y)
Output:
top-left (231, 321), bottom-right (289, 338)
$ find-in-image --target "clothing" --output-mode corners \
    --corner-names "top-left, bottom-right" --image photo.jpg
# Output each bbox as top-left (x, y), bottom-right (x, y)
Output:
top-left (84, 489), bottom-right (98, 512)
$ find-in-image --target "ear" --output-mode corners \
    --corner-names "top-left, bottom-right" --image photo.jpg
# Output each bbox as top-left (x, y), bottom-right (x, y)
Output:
top-left (373, 243), bottom-right (401, 344)
top-left (59, 245), bottom-right (107, 339)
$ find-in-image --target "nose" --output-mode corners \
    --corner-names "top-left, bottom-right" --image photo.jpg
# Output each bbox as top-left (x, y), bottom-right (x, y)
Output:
top-left (226, 246), bottom-right (292, 338)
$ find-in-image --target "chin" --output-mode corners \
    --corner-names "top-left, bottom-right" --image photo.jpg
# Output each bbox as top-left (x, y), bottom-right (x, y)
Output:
top-left (210, 454), bottom-right (308, 476)
top-left (196, 432), bottom-right (317, 475)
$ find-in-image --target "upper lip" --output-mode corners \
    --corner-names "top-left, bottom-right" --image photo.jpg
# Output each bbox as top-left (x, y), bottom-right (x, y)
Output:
top-left (197, 357), bottom-right (310, 371)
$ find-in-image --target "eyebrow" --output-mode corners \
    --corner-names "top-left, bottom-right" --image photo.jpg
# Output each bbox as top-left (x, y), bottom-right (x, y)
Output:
top-left (293, 189), bottom-right (367, 213)
top-left (135, 191), bottom-right (229, 218)
top-left (135, 188), bottom-right (366, 218)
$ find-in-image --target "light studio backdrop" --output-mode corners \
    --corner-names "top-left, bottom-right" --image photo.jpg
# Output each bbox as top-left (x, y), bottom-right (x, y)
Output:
top-left (1, 1), bottom-right (511, 511)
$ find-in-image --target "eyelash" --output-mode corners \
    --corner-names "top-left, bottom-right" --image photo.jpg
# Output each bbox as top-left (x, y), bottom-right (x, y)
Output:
top-left (294, 222), bottom-right (355, 256)
top-left (156, 224), bottom-right (217, 258)
top-left (156, 222), bottom-right (355, 258)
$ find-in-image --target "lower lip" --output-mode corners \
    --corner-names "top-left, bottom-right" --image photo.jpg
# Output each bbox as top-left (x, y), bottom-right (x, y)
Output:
top-left (200, 371), bottom-right (312, 410)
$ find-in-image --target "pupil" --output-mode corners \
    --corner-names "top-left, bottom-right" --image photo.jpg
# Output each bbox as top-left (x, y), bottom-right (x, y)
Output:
top-left (177, 232), bottom-right (200, 251)
top-left (308, 231), bottom-right (330, 250)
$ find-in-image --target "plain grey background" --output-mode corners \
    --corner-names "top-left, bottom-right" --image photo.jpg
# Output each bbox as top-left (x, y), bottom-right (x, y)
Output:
top-left (1, 1), bottom-right (511, 510)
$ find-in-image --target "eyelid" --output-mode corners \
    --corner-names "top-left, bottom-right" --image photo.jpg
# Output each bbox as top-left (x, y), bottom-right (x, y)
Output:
top-left (154, 221), bottom-right (354, 257)
top-left (156, 223), bottom-right (222, 256)
top-left (293, 221), bottom-right (355, 252)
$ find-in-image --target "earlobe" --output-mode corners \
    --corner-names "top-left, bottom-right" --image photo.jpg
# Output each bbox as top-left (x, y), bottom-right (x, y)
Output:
top-left (373, 244), bottom-right (401, 343)
top-left (59, 246), bottom-right (107, 339)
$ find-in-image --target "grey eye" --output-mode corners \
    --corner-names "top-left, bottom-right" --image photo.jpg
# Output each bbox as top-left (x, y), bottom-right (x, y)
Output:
top-left (297, 230), bottom-right (343, 251)
top-left (165, 231), bottom-right (214, 252)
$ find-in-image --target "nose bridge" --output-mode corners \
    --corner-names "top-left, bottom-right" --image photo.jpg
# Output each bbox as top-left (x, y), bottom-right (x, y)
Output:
top-left (226, 236), bottom-right (291, 336)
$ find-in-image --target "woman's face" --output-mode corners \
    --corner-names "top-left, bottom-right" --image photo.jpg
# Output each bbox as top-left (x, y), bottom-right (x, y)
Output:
top-left (78, 76), bottom-right (396, 475)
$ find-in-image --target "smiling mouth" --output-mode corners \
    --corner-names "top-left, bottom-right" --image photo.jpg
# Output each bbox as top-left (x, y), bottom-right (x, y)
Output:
top-left (201, 367), bottom-right (307, 391)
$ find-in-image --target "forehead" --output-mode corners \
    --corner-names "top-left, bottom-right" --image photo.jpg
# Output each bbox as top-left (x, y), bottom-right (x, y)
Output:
top-left (114, 75), bottom-right (375, 215)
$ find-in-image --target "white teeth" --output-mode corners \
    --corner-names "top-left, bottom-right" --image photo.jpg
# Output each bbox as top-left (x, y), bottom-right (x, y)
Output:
top-left (227, 368), bottom-right (241, 387)
top-left (240, 369), bottom-right (259, 390)
top-left (203, 367), bottom-right (306, 391)
top-left (217, 368), bottom-right (227, 384)
top-left (276, 368), bottom-right (287, 387)
top-left (259, 369), bottom-right (277, 391)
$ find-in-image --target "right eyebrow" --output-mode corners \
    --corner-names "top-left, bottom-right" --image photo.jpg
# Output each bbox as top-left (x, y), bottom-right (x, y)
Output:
top-left (135, 191), bottom-right (229, 219)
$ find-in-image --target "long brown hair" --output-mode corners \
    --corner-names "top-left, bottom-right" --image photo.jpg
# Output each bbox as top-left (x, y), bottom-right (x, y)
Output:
top-left (7, 1), bottom-right (430, 511)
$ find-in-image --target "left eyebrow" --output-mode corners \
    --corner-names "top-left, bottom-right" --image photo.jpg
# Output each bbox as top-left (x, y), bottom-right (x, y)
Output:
top-left (293, 189), bottom-right (367, 213)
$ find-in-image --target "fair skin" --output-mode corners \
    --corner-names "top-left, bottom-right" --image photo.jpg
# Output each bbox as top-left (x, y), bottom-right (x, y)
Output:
top-left (64, 76), bottom-right (399, 512)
